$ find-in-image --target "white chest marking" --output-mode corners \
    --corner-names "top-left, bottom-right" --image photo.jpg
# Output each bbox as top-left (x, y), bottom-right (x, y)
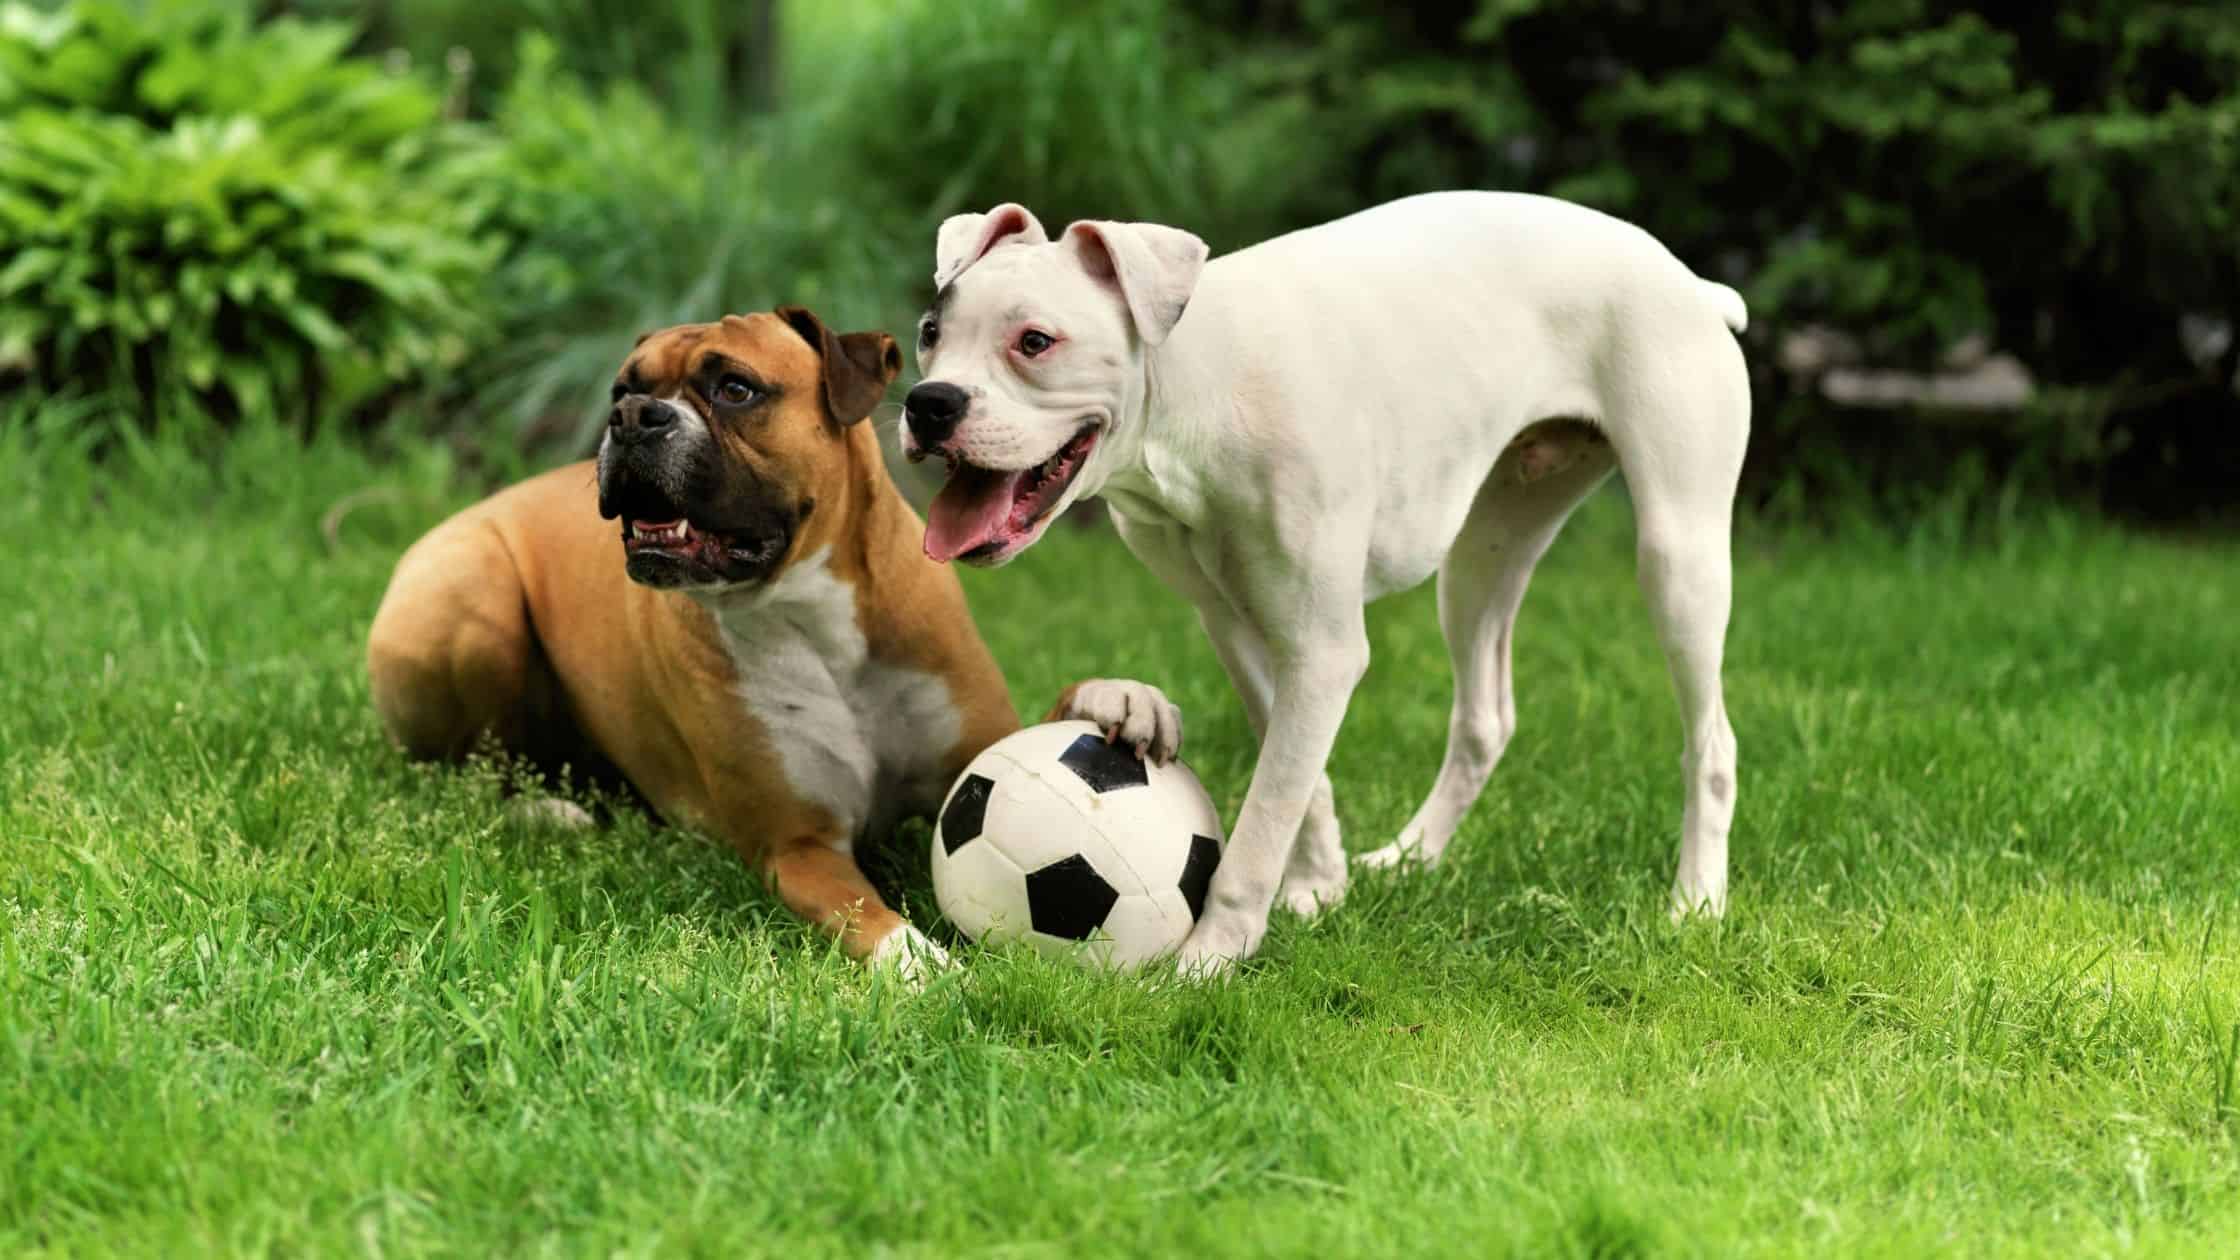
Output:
top-left (706, 549), bottom-right (963, 845)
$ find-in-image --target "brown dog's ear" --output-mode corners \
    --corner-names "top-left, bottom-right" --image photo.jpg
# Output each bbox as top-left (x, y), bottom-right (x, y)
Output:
top-left (632, 329), bottom-right (656, 347)
top-left (777, 306), bottom-right (902, 426)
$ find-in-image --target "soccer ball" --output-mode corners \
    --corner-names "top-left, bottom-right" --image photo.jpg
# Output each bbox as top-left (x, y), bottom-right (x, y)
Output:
top-left (931, 720), bottom-right (1224, 969)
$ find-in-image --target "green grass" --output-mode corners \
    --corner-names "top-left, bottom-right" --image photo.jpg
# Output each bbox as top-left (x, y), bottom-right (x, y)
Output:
top-left (4, 414), bottom-right (2237, 1257)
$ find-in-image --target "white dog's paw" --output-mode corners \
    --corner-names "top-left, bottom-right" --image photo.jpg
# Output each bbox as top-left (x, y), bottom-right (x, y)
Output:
top-left (1170, 940), bottom-right (1236, 982)
top-left (1355, 836), bottom-right (1438, 871)
top-left (507, 796), bottom-right (595, 830)
top-left (1667, 880), bottom-right (1728, 925)
top-left (1170, 912), bottom-right (1260, 980)
top-left (1276, 868), bottom-right (1347, 918)
top-left (1048, 678), bottom-right (1183, 764)
top-left (870, 923), bottom-right (953, 987)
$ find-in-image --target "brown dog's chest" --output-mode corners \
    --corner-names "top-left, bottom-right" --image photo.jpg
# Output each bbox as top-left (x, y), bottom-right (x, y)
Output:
top-left (702, 547), bottom-right (965, 842)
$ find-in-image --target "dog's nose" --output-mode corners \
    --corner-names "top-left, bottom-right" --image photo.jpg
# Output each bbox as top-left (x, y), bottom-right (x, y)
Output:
top-left (609, 396), bottom-right (676, 446)
top-left (904, 381), bottom-right (970, 447)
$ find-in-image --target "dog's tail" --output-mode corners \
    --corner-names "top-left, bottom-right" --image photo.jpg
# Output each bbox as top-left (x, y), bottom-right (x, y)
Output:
top-left (1700, 281), bottom-right (1748, 334)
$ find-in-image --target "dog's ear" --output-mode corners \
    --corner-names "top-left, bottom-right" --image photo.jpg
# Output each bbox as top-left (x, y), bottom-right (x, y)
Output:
top-left (934, 203), bottom-right (1049, 288)
top-left (778, 306), bottom-right (901, 427)
top-left (1062, 220), bottom-right (1209, 347)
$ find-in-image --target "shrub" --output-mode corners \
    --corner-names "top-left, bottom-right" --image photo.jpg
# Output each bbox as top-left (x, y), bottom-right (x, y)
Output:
top-left (332, 0), bottom-right (775, 130)
top-left (467, 0), bottom-right (1306, 453)
top-left (1186, 0), bottom-right (2240, 517)
top-left (0, 1), bottom-right (504, 422)
top-left (794, 0), bottom-right (1291, 252)
top-left (472, 35), bottom-right (897, 447)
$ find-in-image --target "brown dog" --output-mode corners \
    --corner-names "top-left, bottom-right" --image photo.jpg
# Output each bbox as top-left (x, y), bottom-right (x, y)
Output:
top-left (367, 308), bottom-right (1032, 976)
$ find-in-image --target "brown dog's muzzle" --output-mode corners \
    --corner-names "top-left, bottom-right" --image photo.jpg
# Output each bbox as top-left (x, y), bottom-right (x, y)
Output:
top-left (595, 399), bottom-right (796, 590)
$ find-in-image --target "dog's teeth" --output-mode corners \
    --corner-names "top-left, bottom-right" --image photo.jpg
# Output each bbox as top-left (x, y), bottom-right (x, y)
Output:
top-left (630, 520), bottom-right (696, 543)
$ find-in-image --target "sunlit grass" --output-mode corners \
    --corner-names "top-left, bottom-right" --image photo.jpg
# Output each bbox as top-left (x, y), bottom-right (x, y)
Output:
top-left (4, 418), bottom-right (2236, 1256)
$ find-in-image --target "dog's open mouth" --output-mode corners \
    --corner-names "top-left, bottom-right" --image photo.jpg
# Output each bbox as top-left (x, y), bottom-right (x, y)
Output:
top-left (924, 426), bottom-right (1099, 564)
top-left (617, 509), bottom-right (788, 587)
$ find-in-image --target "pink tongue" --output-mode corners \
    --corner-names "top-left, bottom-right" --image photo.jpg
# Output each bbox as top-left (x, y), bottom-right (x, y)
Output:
top-left (924, 467), bottom-right (1025, 562)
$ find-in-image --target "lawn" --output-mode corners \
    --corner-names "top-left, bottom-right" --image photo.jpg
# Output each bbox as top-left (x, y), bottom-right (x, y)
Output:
top-left (3, 416), bottom-right (2237, 1257)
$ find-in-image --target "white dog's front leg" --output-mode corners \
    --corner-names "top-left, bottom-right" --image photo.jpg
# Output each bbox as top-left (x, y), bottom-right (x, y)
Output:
top-left (1175, 624), bottom-right (1368, 976)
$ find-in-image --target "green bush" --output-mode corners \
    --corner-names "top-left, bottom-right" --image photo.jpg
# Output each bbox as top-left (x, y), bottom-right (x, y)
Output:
top-left (329, 0), bottom-right (775, 131)
top-left (0, 1), bottom-right (504, 421)
top-left (472, 35), bottom-right (897, 447)
top-left (1193, 2), bottom-right (2240, 363)
top-left (14, 0), bottom-right (2228, 516)
top-left (796, 0), bottom-right (1289, 251)
top-left (1186, 0), bottom-right (2240, 517)
top-left (471, 0), bottom-right (1293, 451)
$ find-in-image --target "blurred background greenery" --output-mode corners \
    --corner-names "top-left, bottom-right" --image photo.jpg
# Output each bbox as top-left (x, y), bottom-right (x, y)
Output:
top-left (2, 0), bottom-right (2235, 522)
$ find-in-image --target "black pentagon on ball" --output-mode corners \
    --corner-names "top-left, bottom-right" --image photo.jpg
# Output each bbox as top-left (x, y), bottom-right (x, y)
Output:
top-left (1058, 733), bottom-right (1149, 793)
top-left (939, 773), bottom-right (995, 854)
top-left (1178, 834), bottom-right (1220, 921)
top-left (1024, 853), bottom-right (1121, 940)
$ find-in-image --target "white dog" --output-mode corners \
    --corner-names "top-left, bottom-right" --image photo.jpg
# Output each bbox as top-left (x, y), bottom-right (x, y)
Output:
top-left (902, 192), bottom-right (1749, 975)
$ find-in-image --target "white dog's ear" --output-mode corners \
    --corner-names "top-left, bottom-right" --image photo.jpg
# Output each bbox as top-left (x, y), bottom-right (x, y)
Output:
top-left (934, 204), bottom-right (1049, 288)
top-left (1062, 220), bottom-right (1209, 347)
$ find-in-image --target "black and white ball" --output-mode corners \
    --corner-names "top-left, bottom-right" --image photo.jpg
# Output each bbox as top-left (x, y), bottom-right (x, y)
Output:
top-left (931, 720), bottom-right (1224, 969)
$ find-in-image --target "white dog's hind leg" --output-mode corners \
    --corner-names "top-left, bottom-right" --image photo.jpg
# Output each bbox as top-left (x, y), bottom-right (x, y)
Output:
top-left (1200, 609), bottom-right (1347, 917)
top-left (1605, 346), bottom-right (1748, 919)
top-left (1359, 438), bottom-right (1615, 872)
top-left (1634, 501), bottom-right (1738, 917)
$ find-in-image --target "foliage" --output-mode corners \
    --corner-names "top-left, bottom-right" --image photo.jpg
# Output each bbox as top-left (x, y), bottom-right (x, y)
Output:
top-left (469, 0), bottom-right (1280, 450)
top-left (9, 0), bottom-right (2237, 512)
top-left (1189, 0), bottom-right (2240, 516)
top-left (6, 413), bottom-right (2240, 1252)
top-left (793, 0), bottom-right (1291, 252)
top-left (315, 0), bottom-right (776, 129)
top-left (0, 1), bottom-right (503, 421)
top-left (472, 34), bottom-right (898, 447)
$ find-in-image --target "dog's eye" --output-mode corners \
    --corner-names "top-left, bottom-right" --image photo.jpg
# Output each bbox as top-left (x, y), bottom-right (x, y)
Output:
top-left (918, 317), bottom-right (940, 350)
top-left (714, 378), bottom-right (756, 406)
top-left (610, 381), bottom-right (629, 402)
top-left (1017, 330), bottom-right (1054, 358)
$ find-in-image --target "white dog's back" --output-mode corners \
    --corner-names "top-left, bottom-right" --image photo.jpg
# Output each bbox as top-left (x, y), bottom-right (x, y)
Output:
top-left (1214, 191), bottom-right (1743, 335)
top-left (1156, 191), bottom-right (1744, 600)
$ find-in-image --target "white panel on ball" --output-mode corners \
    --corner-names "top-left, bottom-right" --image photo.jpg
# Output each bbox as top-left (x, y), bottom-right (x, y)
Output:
top-left (979, 756), bottom-right (1104, 876)
top-left (1094, 893), bottom-right (1190, 970)
top-left (929, 829), bottom-right (1030, 943)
